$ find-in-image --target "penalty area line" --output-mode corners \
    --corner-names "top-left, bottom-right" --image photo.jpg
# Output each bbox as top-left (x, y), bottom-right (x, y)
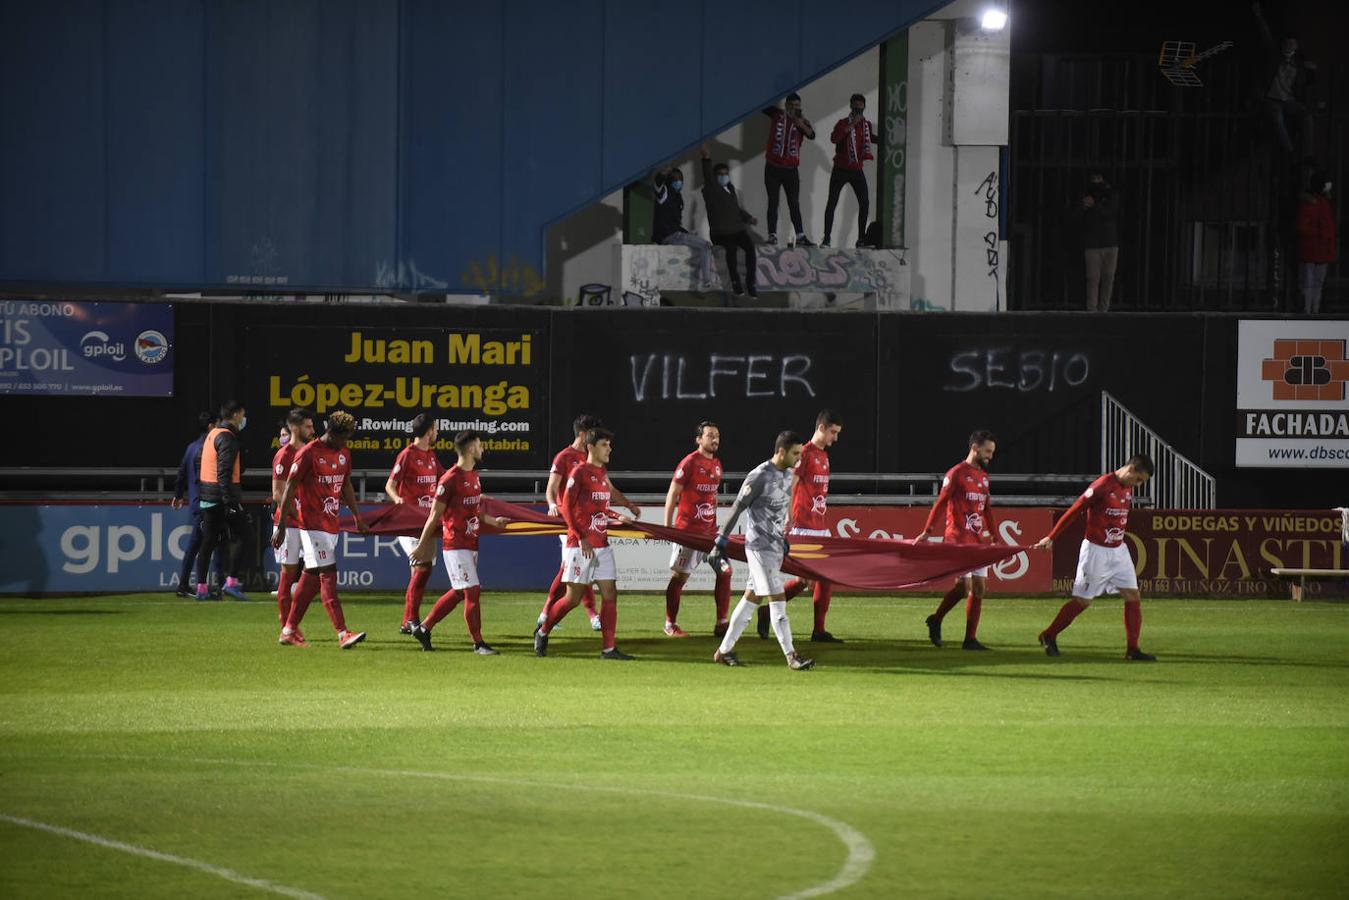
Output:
top-left (0, 813), bottom-right (324, 900)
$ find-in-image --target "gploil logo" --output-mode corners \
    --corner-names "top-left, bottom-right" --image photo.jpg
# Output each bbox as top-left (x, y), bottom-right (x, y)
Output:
top-left (80, 331), bottom-right (126, 361)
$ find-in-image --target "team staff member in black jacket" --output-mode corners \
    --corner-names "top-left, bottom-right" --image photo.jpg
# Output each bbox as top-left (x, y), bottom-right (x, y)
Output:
top-left (652, 164), bottom-right (717, 289)
top-left (700, 144), bottom-right (760, 297)
top-left (196, 400), bottom-right (250, 601)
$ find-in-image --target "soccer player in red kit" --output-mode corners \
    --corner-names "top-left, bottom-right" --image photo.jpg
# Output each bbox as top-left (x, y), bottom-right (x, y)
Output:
top-left (406, 430), bottom-right (511, 653)
top-left (1032, 454), bottom-right (1156, 660)
top-left (385, 412), bottom-right (446, 633)
top-left (534, 427), bottom-right (636, 660)
top-left (272, 410), bottom-right (370, 649)
top-left (271, 408), bottom-right (314, 631)
top-left (914, 430), bottom-right (997, 651)
top-left (769, 409), bottom-right (844, 642)
top-left (536, 415), bottom-right (639, 632)
top-left (662, 421), bottom-right (731, 637)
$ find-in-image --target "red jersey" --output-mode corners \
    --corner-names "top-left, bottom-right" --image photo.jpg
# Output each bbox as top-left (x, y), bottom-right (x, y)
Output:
top-left (1050, 472), bottom-right (1132, 548)
top-left (791, 442), bottom-right (831, 530)
top-left (550, 444), bottom-right (587, 481)
top-left (765, 109), bottom-right (807, 168)
top-left (561, 462), bottom-right (612, 548)
top-left (830, 116), bottom-right (876, 170)
top-left (672, 450), bottom-right (722, 534)
top-left (389, 444), bottom-right (445, 510)
top-left (271, 443), bottom-right (300, 527)
top-left (288, 439), bottom-right (351, 534)
top-left (435, 465), bottom-right (483, 551)
top-left (923, 461), bottom-right (993, 544)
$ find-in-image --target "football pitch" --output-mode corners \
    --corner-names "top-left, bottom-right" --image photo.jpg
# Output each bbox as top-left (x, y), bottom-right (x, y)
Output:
top-left (1, 592), bottom-right (1346, 899)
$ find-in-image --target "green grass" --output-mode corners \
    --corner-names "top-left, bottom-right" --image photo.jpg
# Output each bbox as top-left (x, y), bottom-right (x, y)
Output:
top-left (0, 591), bottom-right (1346, 899)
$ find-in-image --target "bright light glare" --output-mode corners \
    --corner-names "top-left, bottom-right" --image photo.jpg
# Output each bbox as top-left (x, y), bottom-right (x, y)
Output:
top-left (980, 8), bottom-right (1008, 30)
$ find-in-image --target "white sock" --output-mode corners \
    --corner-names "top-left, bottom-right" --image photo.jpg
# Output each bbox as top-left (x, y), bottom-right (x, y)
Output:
top-left (719, 599), bottom-right (756, 654)
top-left (769, 601), bottom-right (794, 656)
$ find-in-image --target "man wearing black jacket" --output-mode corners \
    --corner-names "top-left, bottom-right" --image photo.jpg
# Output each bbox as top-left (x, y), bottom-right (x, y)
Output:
top-left (196, 400), bottom-right (250, 601)
top-left (700, 145), bottom-right (760, 297)
top-left (652, 165), bottom-right (716, 288)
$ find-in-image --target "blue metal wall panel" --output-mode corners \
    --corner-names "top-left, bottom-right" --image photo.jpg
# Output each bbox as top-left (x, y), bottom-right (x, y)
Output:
top-left (1, 0), bottom-right (939, 292)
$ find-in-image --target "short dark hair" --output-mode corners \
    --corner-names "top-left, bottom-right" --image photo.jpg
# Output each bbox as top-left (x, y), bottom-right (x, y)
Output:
top-left (410, 412), bottom-right (436, 439)
top-left (714, 163), bottom-right (730, 175)
top-left (326, 410), bottom-right (357, 437)
top-left (573, 414), bottom-right (602, 436)
top-left (695, 420), bottom-right (719, 438)
top-left (668, 167), bottom-right (683, 181)
top-left (586, 427), bottom-right (614, 446)
top-left (775, 430), bottom-right (805, 452)
top-left (197, 411), bottom-right (216, 434)
top-left (816, 409), bottom-right (842, 428)
top-left (786, 92), bottom-right (801, 103)
top-left (286, 408), bottom-right (312, 428)
top-left (850, 93), bottom-right (865, 104)
top-left (454, 429), bottom-right (482, 451)
top-left (1126, 453), bottom-right (1155, 476)
top-left (969, 429), bottom-right (995, 447)
top-left (220, 400), bottom-right (245, 420)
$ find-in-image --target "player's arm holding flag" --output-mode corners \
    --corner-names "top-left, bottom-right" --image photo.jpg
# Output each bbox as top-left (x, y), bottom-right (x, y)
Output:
top-left (341, 471), bottom-right (369, 535)
top-left (913, 472), bottom-right (956, 543)
top-left (1032, 480), bottom-right (1100, 549)
top-left (709, 471), bottom-right (768, 571)
top-left (607, 478), bottom-right (641, 520)
top-left (560, 471), bottom-right (594, 559)
top-left (663, 471), bottom-right (684, 527)
top-left (271, 453), bottom-right (306, 549)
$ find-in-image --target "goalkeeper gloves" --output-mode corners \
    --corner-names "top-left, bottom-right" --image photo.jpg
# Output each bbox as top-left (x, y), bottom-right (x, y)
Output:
top-left (706, 534), bottom-right (732, 575)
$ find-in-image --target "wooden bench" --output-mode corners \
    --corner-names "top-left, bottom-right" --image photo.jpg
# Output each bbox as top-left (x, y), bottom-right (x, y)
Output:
top-left (1271, 568), bottom-right (1349, 602)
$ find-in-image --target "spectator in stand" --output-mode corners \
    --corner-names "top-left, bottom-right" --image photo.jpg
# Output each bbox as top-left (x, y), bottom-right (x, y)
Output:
top-left (171, 411), bottom-right (224, 598)
top-left (652, 163), bottom-right (717, 289)
top-left (761, 92), bottom-right (816, 247)
top-left (700, 145), bottom-right (760, 298)
top-left (1253, 2), bottom-right (1316, 159)
top-left (1296, 170), bottom-right (1337, 314)
top-left (1078, 173), bottom-right (1120, 311)
top-left (822, 93), bottom-right (878, 248)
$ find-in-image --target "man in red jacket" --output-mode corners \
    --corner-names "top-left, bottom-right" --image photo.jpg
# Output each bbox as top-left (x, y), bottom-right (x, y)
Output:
top-left (822, 93), bottom-right (877, 249)
top-left (761, 92), bottom-right (816, 247)
top-left (1297, 171), bottom-right (1337, 314)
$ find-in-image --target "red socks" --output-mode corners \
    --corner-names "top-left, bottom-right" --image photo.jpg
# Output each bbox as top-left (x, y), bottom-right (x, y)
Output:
top-left (714, 571), bottom-right (732, 624)
top-left (463, 586), bottom-right (483, 643)
top-left (540, 567), bottom-right (566, 620)
top-left (542, 593), bottom-right (578, 633)
top-left (1045, 598), bottom-right (1088, 638)
top-left (285, 571), bottom-right (320, 630)
top-left (783, 579), bottom-right (807, 601)
top-left (1124, 599), bottom-right (1142, 652)
top-left (600, 597), bottom-right (617, 651)
top-left (932, 583), bottom-right (964, 622)
top-left (318, 570), bottom-right (345, 632)
top-left (423, 589), bottom-right (461, 630)
top-left (664, 578), bottom-right (684, 623)
top-left (812, 581), bottom-right (833, 633)
top-left (581, 585), bottom-right (597, 615)
top-left (403, 565), bottom-right (433, 626)
top-left (276, 567), bottom-right (295, 625)
top-left (965, 594), bottom-right (982, 640)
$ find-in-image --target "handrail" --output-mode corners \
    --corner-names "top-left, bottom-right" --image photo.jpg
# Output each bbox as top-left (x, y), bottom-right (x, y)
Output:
top-left (1100, 390), bottom-right (1216, 509)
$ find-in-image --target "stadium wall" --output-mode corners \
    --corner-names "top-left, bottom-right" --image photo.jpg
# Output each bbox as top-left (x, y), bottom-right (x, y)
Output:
top-left (0, 303), bottom-right (1341, 511)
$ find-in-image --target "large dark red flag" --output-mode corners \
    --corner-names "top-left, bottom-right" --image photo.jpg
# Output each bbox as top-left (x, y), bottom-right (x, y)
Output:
top-left (341, 498), bottom-right (1029, 592)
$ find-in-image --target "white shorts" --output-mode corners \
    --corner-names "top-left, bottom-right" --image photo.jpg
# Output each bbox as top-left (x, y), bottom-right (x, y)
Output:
top-left (441, 548), bottom-right (481, 589)
top-left (397, 535), bottom-right (421, 558)
top-left (745, 548), bottom-right (785, 597)
top-left (273, 527), bottom-right (303, 566)
top-left (562, 545), bottom-right (617, 584)
top-left (668, 542), bottom-right (708, 575)
top-left (1071, 540), bottom-right (1138, 599)
top-left (300, 529), bottom-right (339, 568)
top-left (962, 567), bottom-right (990, 579)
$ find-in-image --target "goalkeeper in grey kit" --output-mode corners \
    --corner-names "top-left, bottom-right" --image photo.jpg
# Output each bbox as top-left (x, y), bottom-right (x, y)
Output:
top-left (707, 430), bottom-right (816, 670)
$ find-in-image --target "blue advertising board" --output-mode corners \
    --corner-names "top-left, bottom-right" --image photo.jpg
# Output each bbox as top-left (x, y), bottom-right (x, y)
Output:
top-left (0, 503), bottom-right (558, 596)
top-left (0, 300), bottom-right (173, 396)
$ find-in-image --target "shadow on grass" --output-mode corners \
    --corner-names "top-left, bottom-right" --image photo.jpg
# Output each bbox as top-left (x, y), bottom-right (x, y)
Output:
top-left (0, 608), bottom-right (123, 616)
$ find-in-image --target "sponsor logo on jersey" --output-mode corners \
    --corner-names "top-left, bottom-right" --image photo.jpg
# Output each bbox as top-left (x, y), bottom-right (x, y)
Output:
top-left (695, 502), bottom-right (716, 521)
top-left (965, 513), bottom-right (985, 533)
top-left (1105, 527), bottom-right (1126, 544)
top-left (811, 494), bottom-right (828, 515)
top-left (322, 496), bottom-right (340, 517)
top-left (589, 512), bottom-right (610, 534)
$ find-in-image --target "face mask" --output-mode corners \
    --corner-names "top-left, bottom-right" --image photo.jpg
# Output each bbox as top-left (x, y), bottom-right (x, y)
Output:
top-left (279, 432), bottom-right (290, 446)
top-left (717, 174), bottom-right (730, 187)
top-left (237, 416), bottom-right (247, 431)
top-left (852, 108), bottom-right (865, 117)
top-left (671, 179), bottom-right (683, 192)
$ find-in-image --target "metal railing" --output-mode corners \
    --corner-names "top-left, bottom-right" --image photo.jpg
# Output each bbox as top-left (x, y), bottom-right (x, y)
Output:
top-left (1100, 390), bottom-right (1215, 509)
top-left (0, 467), bottom-right (1101, 507)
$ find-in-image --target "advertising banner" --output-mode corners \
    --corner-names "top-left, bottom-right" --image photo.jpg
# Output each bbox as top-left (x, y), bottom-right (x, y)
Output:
top-left (0, 300), bottom-right (173, 396)
top-left (1050, 509), bottom-right (1347, 598)
top-left (1235, 320), bottom-right (1349, 468)
top-left (243, 325), bottom-right (548, 470)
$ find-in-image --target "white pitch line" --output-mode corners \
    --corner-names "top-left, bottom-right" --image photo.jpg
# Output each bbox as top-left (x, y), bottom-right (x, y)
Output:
top-left (0, 813), bottom-right (324, 899)
top-left (76, 754), bottom-right (876, 899)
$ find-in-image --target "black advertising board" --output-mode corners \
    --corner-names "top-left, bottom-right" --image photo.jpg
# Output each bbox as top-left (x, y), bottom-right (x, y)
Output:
top-left (550, 310), bottom-right (878, 474)
top-left (243, 324), bottom-right (549, 470)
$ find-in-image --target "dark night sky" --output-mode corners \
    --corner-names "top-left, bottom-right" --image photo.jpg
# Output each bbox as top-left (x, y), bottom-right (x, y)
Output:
top-left (1010, 0), bottom-right (1338, 62)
